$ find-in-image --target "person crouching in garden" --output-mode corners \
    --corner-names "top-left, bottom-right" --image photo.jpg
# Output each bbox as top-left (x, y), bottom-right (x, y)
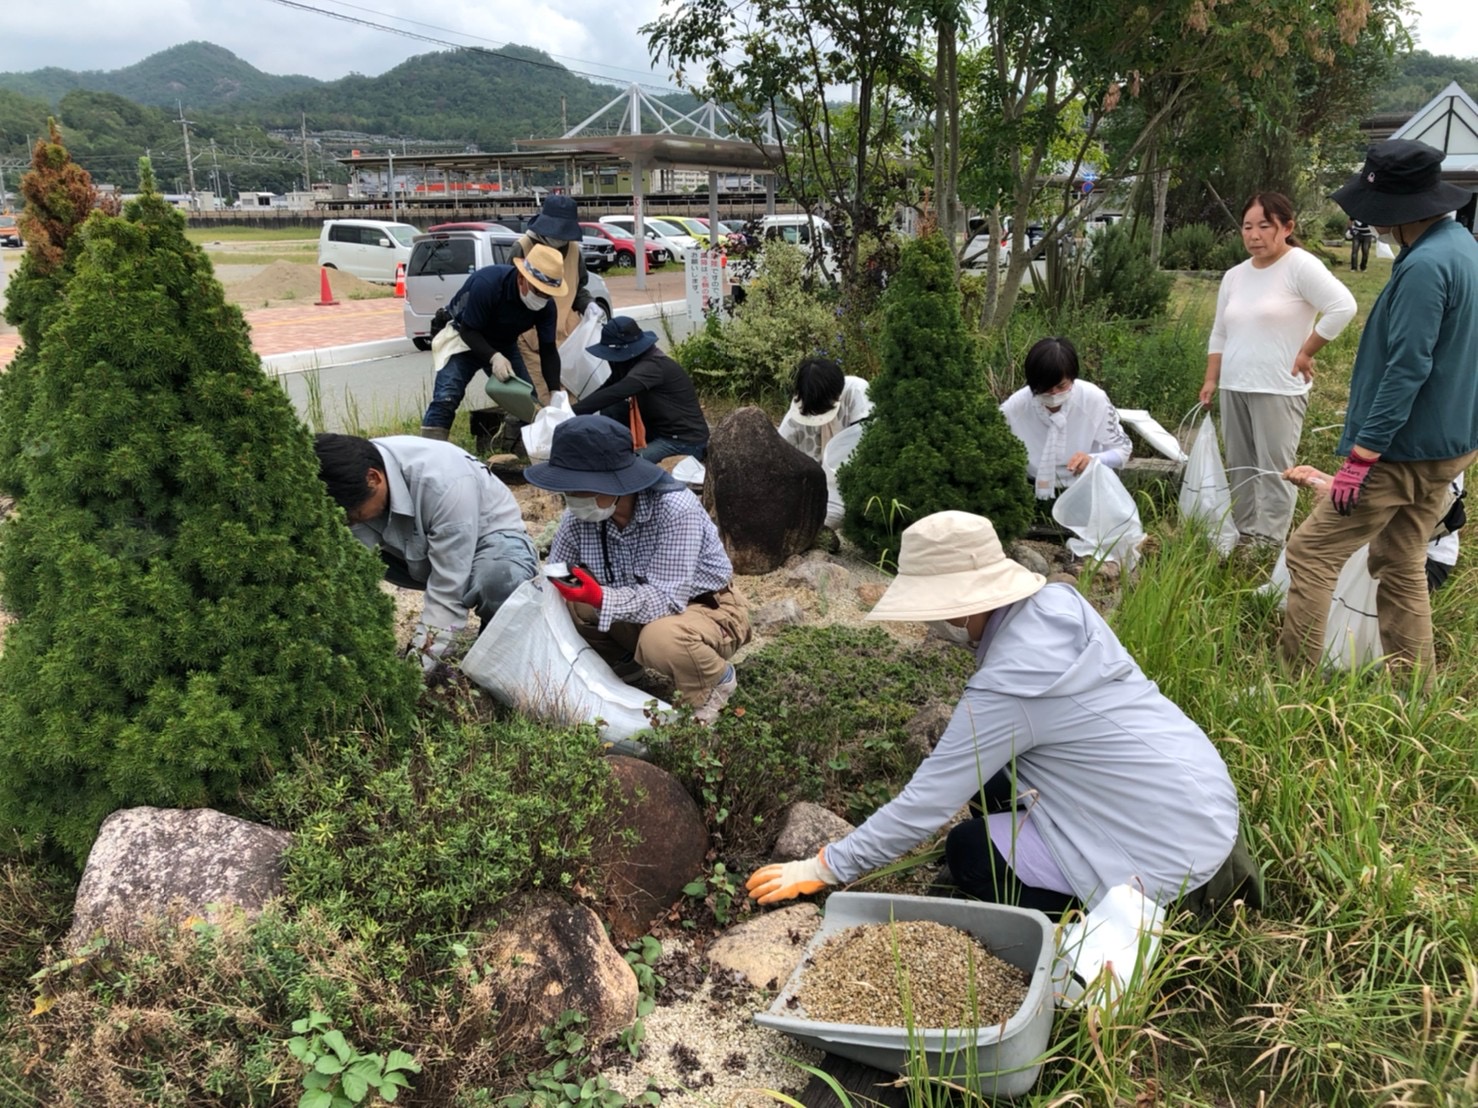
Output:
top-left (1000, 337), bottom-right (1132, 501)
top-left (571, 317), bottom-right (710, 463)
top-left (314, 433), bottom-right (539, 673)
top-left (524, 415), bottom-right (751, 722)
top-left (746, 511), bottom-right (1261, 919)
top-left (778, 356), bottom-right (873, 461)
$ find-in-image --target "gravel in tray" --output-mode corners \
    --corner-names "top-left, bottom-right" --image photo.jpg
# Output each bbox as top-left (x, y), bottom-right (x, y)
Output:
top-left (797, 920), bottom-right (1029, 1029)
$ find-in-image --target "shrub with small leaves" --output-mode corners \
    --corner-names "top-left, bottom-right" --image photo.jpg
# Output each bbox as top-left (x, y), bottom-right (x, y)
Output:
top-left (837, 232), bottom-right (1035, 564)
top-left (0, 160), bottom-right (419, 867)
top-left (1082, 222), bottom-right (1172, 320)
top-left (1160, 223), bottom-right (1221, 270)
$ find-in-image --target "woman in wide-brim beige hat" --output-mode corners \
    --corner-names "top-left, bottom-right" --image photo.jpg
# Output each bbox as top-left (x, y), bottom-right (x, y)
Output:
top-left (745, 510), bottom-right (1261, 927)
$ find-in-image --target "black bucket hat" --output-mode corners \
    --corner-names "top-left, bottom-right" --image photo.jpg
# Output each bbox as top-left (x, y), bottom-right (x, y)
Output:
top-left (524, 415), bottom-right (667, 496)
top-left (528, 194), bottom-right (583, 242)
top-left (1331, 139), bottom-right (1476, 226)
top-left (586, 316), bottom-right (660, 363)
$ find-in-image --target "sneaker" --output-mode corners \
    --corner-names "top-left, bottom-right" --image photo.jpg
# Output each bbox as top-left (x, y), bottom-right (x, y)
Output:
top-left (692, 665), bottom-right (738, 724)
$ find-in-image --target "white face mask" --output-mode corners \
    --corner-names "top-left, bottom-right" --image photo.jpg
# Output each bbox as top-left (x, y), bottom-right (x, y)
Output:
top-left (564, 494), bottom-right (616, 523)
top-left (1035, 382), bottom-right (1073, 410)
top-left (927, 620), bottom-right (978, 648)
top-left (521, 288), bottom-right (550, 311)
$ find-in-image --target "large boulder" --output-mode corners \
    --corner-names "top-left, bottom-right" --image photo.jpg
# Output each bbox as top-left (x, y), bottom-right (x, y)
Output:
top-left (707, 903), bottom-right (822, 990)
top-left (703, 407), bottom-right (828, 574)
top-left (69, 807), bottom-right (291, 949)
top-left (770, 802), bottom-right (856, 863)
top-left (480, 894), bottom-right (637, 1040)
top-left (598, 756), bottom-right (708, 943)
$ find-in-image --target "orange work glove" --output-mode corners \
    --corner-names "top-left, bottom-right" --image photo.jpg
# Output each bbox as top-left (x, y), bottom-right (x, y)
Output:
top-left (745, 848), bottom-right (838, 905)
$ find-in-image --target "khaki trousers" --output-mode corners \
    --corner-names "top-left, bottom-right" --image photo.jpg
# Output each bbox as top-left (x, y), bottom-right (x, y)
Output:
top-left (569, 588), bottom-right (752, 705)
top-left (1281, 451), bottom-right (1476, 677)
top-left (1220, 389), bottom-right (1308, 544)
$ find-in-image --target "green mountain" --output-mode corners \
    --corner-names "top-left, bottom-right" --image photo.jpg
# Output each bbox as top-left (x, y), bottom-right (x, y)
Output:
top-left (0, 41), bottom-right (320, 110)
top-left (1372, 50), bottom-right (1478, 113)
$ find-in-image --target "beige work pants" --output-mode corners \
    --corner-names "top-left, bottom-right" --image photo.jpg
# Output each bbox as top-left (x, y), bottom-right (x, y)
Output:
top-left (1281, 451), bottom-right (1476, 679)
top-left (569, 588), bottom-right (752, 705)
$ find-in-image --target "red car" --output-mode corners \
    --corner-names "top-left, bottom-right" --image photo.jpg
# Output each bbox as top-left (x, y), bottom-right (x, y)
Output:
top-left (580, 222), bottom-right (669, 269)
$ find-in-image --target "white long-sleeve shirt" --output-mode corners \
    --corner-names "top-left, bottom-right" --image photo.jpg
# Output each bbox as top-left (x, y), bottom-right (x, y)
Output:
top-left (1208, 248), bottom-right (1357, 396)
top-left (1000, 380), bottom-right (1131, 497)
top-left (827, 584), bottom-right (1241, 909)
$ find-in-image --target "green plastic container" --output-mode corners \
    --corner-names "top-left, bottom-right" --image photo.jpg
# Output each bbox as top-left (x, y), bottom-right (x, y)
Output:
top-left (754, 892), bottom-right (1055, 1099)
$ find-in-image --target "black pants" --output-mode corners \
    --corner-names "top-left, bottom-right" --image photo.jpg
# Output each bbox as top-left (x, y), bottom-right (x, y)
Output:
top-left (946, 769), bottom-right (1081, 920)
top-left (1350, 238), bottom-right (1370, 271)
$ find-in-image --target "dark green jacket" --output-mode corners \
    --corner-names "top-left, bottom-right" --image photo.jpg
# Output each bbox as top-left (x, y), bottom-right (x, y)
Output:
top-left (1341, 218), bottom-right (1478, 461)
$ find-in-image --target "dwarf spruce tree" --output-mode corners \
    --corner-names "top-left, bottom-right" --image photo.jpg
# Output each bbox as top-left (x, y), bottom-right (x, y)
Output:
top-left (0, 162), bottom-right (420, 866)
top-left (0, 120), bottom-right (99, 495)
top-left (838, 233), bottom-right (1034, 564)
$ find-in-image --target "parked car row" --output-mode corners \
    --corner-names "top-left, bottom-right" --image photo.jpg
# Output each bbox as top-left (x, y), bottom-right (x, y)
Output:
top-left (400, 226), bottom-right (612, 350)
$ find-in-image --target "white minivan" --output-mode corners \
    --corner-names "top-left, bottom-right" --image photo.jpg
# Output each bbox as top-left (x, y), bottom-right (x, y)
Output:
top-left (317, 219), bottom-right (421, 283)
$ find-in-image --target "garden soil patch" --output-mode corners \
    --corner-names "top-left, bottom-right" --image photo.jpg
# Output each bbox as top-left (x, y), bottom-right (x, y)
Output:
top-left (223, 260), bottom-right (390, 307)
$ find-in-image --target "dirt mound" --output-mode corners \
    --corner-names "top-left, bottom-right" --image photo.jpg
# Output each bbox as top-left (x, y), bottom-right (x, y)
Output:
top-left (226, 261), bottom-right (389, 306)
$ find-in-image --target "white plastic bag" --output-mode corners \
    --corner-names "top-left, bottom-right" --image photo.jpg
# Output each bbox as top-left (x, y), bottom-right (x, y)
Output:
top-left (1264, 544), bottom-right (1384, 668)
top-left (1051, 461), bottom-right (1145, 568)
top-left (521, 391), bottom-right (575, 462)
top-left (1117, 408), bottom-right (1189, 463)
top-left (821, 422), bottom-right (865, 530)
top-left (1375, 240), bottom-right (1395, 260)
top-left (1052, 884), bottom-right (1166, 1007)
top-left (460, 578), bottom-right (671, 742)
top-left (1178, 415), bottom-right (1239, 556)
top-left (670, 455), bottom-right (707, 487)
top-left (558, 311), bottom-right (610, 400)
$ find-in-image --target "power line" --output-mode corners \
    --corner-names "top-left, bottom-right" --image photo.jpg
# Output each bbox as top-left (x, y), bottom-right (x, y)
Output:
top-left (259, 0), bottom-right (680, 96)
top-left (314, 0), bottom-right (673, 85)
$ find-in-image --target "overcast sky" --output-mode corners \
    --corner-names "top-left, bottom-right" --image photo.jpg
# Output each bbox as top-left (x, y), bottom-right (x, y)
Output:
top-left (0, 0), bottom-right (1473, 89)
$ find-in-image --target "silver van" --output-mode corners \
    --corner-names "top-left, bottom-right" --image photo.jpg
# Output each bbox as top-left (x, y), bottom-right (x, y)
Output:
top-left (403, 227), bottom-right (613, 350)
top-left (317, 219), bottom-right (421, 283)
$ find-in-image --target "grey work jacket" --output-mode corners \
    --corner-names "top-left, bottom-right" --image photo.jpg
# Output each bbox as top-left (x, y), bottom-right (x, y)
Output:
top-left (352, 436), bottom-right (523, 634)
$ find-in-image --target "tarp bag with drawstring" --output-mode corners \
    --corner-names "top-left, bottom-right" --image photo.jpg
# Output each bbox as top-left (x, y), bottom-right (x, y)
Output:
top-left (1264, 544), bottom-right (1384, 669)
top-left (460, 577), bottom-right (670, 745)
top-left (1178, 414), bottom-right (1239, 556)
top-left (1052, 460), bottom-right (1145, 569)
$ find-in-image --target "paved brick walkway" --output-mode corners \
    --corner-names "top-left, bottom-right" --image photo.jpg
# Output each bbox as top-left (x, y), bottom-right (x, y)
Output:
top-left (0, 267), bottom-right (692, 371)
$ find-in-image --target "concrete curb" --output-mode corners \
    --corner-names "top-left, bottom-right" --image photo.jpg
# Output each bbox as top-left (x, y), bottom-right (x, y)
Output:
top-left (263, 337), bottom-right (413, 377)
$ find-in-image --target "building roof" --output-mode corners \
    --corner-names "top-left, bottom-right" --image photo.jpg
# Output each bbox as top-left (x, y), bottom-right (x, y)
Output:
top-left (1389, 81), bottom-right (1478, 177)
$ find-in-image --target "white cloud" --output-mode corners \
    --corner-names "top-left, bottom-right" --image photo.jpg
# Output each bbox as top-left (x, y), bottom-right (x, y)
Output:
top-left (0, 0), bottom-right (675, 86)
top-left (1407, 0), bottom-right (1478, 57)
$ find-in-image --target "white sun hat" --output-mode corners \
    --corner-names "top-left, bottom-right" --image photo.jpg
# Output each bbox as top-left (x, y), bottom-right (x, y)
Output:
top-left (865, 511), bottom-right (1046, 622)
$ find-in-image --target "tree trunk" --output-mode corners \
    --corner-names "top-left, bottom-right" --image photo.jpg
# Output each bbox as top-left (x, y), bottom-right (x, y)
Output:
top-left (1149, 143), bottom-right (1169, 270)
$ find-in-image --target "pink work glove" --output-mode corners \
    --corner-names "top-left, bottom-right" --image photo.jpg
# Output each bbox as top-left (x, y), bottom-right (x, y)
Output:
top-left (1330, 453), bottom-right (1377, 516)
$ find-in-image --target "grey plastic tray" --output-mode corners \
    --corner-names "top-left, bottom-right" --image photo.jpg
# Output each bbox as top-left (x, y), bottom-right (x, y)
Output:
top-left (754, 892), bottom-right (1055, 1099)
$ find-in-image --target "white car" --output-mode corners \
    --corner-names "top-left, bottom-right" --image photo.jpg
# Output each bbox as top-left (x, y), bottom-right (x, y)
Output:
top-left (317, 219), bottom-right (421, 283)
top-left (730, 213), bottom-right (839, 286)
top-left (599, 216), bottom-right (700, 264)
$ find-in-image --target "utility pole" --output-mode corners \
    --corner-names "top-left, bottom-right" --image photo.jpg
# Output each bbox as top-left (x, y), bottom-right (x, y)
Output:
top-left (175, 102), bottom-right (198, 208)
top-left (300, 113), bottom-right (312, 195)
top-left (210, 139), bottom-right (221, 201)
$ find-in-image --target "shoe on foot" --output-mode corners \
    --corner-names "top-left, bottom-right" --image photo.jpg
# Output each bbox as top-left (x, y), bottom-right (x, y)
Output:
top-left (693, 665), bottom-right (738, 724)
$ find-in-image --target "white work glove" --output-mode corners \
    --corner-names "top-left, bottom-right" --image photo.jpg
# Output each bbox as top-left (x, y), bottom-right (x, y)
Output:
top-left (410, 622), bottom-right (461, 675)
top-left (745, 849), bottom-right (838, 905)
top-left (489, 352), bottom-right (514, 383)
top-left (583, 302), bottom-right (606, 324)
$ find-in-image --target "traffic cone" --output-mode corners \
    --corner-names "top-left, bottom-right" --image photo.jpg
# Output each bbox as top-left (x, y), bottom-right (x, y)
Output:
top-left (316, 266), bottom-right (339, 307)
top-left (394, 262), bottom-right (406, 298)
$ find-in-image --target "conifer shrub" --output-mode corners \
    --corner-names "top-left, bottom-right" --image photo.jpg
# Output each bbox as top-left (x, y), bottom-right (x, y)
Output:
top-left (1083, 222), bottom-right (1172, 319)
top-left (0, 121), bottom-right (100, 495)
top-left (0, 162), bottom-right (420, 866)
top-left (837, 232), bottom-right (1035, 564)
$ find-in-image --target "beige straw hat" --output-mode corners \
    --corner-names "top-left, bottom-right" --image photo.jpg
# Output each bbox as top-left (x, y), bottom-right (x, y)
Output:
top-left (865, 511), bottom-right (1046, 622)
top-left (512, 242), bottom-right (566, 297)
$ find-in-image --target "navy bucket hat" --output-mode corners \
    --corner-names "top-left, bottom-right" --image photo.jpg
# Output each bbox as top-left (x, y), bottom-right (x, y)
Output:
top-left (528, 194), bottom-right (584, 242)
top-left (587, 316), bottom-right (660, 363)
top-left (1331, 139), bottom-right (1475, 226)
top-left (524, 415), bottom-right (667, 496)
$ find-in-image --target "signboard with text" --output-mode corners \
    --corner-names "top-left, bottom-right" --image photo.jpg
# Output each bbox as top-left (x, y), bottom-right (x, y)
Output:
top-left (684, 248), bottom-right (729, 318)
